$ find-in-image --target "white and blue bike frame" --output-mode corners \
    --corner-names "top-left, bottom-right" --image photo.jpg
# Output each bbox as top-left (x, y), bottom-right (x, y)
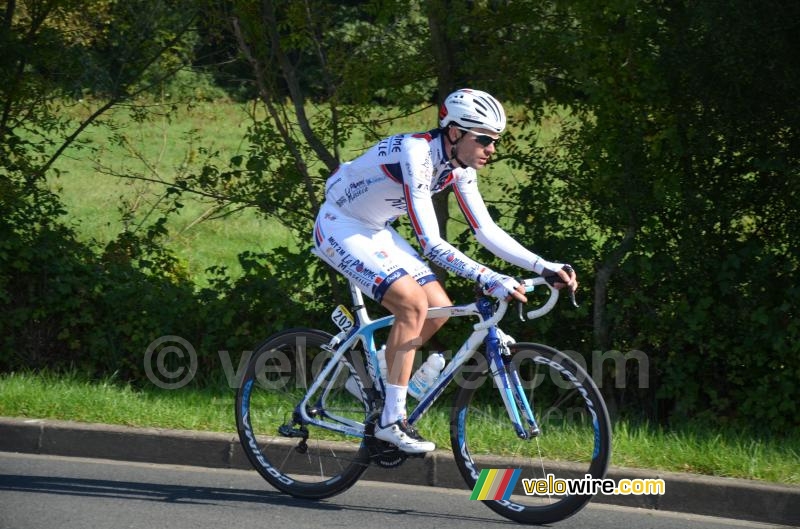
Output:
top-left (294, 277), bottom-right (561, 441)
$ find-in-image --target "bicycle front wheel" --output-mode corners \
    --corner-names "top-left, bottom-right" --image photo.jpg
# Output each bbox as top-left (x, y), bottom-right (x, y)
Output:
top-left (235, 328), bottom-right (371, 499)
top-left (450, 342), bottom-right (611, 524)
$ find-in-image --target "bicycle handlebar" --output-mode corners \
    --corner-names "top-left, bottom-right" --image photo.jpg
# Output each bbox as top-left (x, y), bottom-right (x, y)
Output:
top-left (474, 276), bottom-right (566, 330)
top-left (523, 277), bottom-right (561, 320)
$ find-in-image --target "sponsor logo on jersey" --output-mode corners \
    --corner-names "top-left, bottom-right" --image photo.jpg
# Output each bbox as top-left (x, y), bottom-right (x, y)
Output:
top-left (384, 269), bottom-right (404, 285)
top-left (338, 256), bottom-right (380, 282)
top-left (429, 245), bottom-right (470, 272)
top-left (377, 134), bottom-right (405, 157)
top-left (327, 237), bottom-right (347, 257)
top-left (385, 197), bottom-right (406, 210)
top-left (345, 180), bottom-right (369, 203)
top-left (432, 169), bottom-right (455, 192)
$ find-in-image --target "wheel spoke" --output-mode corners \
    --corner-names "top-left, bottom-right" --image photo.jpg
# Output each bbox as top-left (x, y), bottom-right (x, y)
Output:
top-left (236, 329), bottom-right (372, 498)
top-left (450, 343), bottom-right (611, 524)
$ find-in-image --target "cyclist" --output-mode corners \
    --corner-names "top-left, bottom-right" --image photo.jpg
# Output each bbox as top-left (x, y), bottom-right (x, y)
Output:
top-left (311, 89), bottom-right (577, 454)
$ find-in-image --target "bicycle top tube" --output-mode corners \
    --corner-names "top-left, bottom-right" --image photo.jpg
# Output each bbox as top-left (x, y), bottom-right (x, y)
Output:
top-left (301, 276), bottom-right (564, 435)
top-left (344, 276), bottom-right (561, 331)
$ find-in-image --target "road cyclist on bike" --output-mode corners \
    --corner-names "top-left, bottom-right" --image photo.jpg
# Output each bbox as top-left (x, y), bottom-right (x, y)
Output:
top-left (311, 88), bottom-right (578, 454)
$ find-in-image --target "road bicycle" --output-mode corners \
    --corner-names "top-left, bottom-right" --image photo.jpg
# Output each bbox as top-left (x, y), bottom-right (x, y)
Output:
top-left (235, 275), bottom-right (611, 524)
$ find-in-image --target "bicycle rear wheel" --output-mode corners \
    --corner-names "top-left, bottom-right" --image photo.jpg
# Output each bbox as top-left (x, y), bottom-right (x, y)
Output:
top-left (235, 328), bottom-right (372, 499)
top-left (450, 342), bottom-right (611, 524)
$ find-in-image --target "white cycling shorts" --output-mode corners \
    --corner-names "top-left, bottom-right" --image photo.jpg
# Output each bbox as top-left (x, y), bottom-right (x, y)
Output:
top-left (311, 202), bottom-right (437, 303)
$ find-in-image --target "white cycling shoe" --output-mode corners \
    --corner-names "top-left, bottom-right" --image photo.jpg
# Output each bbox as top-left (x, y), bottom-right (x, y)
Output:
top-left (375, 419), bottom-right (436, 454)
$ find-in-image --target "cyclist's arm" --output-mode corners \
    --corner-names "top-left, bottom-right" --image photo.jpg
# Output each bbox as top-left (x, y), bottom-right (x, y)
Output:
top-left (453, 173), bottom-right (563, 275)
top-left (401, 141), bottom-right (493, 283)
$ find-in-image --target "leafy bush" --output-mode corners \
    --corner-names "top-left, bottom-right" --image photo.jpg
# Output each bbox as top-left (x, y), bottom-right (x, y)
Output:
top-left (0, 188), bottom-right (330, 388)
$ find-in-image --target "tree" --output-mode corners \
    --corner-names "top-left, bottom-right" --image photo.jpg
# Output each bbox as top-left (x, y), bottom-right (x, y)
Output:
top-left (504, 0), bottom-right (800, 430)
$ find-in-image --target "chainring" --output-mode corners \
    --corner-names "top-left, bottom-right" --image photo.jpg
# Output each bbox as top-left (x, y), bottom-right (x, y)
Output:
top-left (363, 414), bottom-right (411, 468)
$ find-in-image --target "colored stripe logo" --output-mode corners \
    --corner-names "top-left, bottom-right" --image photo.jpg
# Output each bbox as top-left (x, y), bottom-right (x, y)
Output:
top-left (470, 469), bottom-right (521, 501)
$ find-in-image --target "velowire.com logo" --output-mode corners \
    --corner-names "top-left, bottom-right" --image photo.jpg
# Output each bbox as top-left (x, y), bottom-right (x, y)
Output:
top-left (469, 469), bottom-right (522, 501)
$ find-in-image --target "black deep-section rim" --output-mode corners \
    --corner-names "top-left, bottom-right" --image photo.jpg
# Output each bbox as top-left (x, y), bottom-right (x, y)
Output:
top-left (235, 328), bottom-right (372, 499)
top-left (449, 342), bottom-right (611, 525)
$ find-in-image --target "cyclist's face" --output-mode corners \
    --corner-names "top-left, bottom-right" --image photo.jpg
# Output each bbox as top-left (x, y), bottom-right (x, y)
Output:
top-left (453, 127), bottom-right (499, 170)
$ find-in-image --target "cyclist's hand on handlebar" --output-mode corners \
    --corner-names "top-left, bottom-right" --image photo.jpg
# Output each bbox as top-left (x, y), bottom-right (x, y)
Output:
top-left (482, 272), bottom-right (527, 303)
top-left (510, 283), bottom-right (527, 303)
top-left (544, 264), bottom-right (579, 292)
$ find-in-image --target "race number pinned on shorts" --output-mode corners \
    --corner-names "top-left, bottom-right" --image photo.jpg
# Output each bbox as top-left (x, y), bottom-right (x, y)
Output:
top-left (331, 305), bottom-right (355, 333)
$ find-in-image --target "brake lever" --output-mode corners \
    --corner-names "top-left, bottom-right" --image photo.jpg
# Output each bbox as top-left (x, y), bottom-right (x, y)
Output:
top-left (542, 269), bottom-right (580, 309)
top-left (569, 289), bottom-right (579, 308)
top-left (562, 264), bottom-right (580, 308)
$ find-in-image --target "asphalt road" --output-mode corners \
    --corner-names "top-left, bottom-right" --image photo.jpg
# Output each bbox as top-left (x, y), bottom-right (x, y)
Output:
top-left (0, 452), bottom-right (794, 529)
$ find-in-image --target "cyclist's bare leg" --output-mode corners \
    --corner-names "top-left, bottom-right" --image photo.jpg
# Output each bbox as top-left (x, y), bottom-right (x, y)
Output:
top-left (381, 278), bottom-right (451, 384)
top-left (417, 280), bottom-right (451, 345)
top-left (380, 275), bottom-right (428, 386)
top-left (376, 275), bottom-right (439, 450)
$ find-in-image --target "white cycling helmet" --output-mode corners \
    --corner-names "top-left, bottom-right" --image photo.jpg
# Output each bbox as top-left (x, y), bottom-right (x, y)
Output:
top-left (438, 88), bottom-right (506, 134)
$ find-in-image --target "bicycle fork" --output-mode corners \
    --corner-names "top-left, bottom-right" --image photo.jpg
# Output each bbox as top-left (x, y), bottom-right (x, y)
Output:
top-left (486, 327), bottom-right (541, 440)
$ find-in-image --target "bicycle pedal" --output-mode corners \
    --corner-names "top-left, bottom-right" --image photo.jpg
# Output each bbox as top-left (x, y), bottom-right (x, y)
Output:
top-left (278, 424), bottom-right (309, 439)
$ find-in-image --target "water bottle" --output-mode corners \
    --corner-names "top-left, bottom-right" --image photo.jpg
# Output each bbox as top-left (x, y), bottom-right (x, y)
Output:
top-left (407, 352), bottom-right (445, 400)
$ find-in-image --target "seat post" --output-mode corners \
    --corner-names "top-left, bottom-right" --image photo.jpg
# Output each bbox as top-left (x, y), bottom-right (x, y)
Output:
top-left (349, 282), bottom-right (371, 325)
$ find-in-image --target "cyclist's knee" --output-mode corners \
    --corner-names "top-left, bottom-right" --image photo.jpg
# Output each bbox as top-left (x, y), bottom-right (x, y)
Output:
top-left (394, 295), bottom-right (429, 326)
top-left (382, 277), bottom-right (428, 326)
top-left (422, 280), bottom-right (450, 329)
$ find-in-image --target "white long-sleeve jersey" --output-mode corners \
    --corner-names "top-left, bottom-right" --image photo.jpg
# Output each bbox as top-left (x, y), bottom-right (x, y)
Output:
top-left (322, 128), bottom-right (559, 283)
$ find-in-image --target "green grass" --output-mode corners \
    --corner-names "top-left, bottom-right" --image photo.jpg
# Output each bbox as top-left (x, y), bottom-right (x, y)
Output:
top-left (45, 98), bottom-right (557, 287)
top-left (1, 371), bottom-right (797, 484)
top-left (48, 99), bottom-right (300, 286)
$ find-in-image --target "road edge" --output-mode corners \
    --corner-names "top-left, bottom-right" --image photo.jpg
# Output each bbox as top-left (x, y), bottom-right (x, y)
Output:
top-left (1, 416), bottom-right (797, 526)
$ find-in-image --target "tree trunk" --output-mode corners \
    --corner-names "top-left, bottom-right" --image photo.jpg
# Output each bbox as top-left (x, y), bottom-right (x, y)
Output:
top-left (426, 0), bottom-right (457, 287)
top-left (231, 15), bottom-right (345, 303)
top-left (593, 224), bottom-right (636, 418)
top-left (262, 0), bottom-right (338, 172)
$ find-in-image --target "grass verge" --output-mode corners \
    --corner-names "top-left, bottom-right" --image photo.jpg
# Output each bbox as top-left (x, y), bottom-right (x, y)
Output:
top-left (1, 371), bottom-right (797, 484)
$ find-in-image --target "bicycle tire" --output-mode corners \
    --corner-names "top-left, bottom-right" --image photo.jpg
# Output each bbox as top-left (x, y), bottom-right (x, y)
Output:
top-left (450, 342), bottom-right (611, 524)
top-left (235, 328), bottom-right (372, 499)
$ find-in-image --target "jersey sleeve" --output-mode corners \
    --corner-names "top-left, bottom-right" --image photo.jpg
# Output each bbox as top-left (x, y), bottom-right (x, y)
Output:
top-left (400, 140), bottom-right (492, 282)
top-left (453, 171), bottom-right (560, 275)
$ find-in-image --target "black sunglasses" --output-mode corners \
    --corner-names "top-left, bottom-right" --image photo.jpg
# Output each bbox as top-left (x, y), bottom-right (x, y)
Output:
top-left (456, 127), bottom-right (501, 147)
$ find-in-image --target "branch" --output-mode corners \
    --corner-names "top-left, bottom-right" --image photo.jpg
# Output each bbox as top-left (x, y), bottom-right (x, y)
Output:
top-left (301, 0), bottom-right (340, 161)
top-left (262, 0), bottom-right (338, 171)
top-left (33, 19), bottom-right (197, 179)
top-left (425, 0), bottom-right (457, 102)
top-left (94, 165), bottom-right (259, 208)
top-left (207, 203), bottom-right (250, 222)
top-left (593, 223), bottom-right (637, 350)
top-left (132, 189), bottom-right (169, 235)
top-left (34, 98), bottom-right (119, 178)
top-left (0, 1), bottom-right (60, 137)
top-left (231, 15), bottom-right (320, 213)
top-left (2, 0), bottom-right (14, 35)
top-left (178, 203), bottom-right (223, 235)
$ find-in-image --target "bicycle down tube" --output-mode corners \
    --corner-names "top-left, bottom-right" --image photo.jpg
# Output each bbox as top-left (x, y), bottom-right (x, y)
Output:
top-left (294, 280), bottom-right (556, 441)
